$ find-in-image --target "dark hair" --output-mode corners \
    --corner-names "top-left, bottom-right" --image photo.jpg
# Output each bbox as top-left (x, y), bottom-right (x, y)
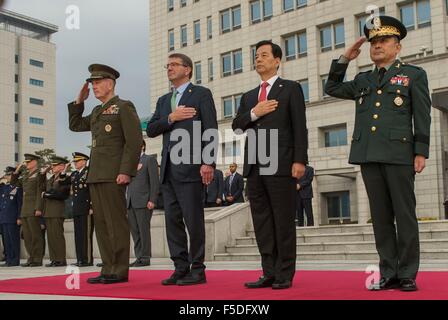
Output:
top-left (142, 140), bottom-right (146, 151)
top-left (168, 53), bottom-right (193, 79)
top-left (255, 40), bottom-right (283, 60)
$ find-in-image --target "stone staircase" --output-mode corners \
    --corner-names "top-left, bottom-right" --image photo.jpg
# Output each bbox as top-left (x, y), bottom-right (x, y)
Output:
top-left (214, 220), bottom-right (448, 261)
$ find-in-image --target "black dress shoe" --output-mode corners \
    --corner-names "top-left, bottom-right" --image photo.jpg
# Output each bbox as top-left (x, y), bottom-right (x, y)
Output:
top-left (129, 260), bottom-right (139, 267)
top-left (245, 276), bottom-right (275, 289)
top-left (96, 263), bottom-right (104, 268)
top-left (29, 262), bottom-right (43, 267)
top-left (272, 280), bottom-right (292, 290)
top-left (87, 274), bottom-right (107, 284)
top-left (133, 261), bottom-right (150, 267)
top-left (78, 262), bottom-right (93, 267)
top-left (176, 273), bottom-right (207, 286)
top-left (45, 261), bottom-right (56, 267)
top-left (53, 261), bottom-right (67, 267)
top-left (21, 262), bottom-right (31, 267)
top-left (100, 275), bottom-right (129, 284)
top-left (71, 262), bottom-right (80, 267)
top-left (400, 279), bottom-right (418, 292)
top-left (369, 277), bottom-right (400, 291)
top-left (161, 272), bottom-right (188, 286)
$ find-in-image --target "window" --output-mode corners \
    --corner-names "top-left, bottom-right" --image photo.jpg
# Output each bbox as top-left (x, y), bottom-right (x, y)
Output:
top-left (180, 25), bottom-right (187, 47)
top-left (15, 133), bottom-right (18, 142)
top-left (15, 153), bottom-right (19, 162)
top-left (319, 21), bottom-right (345, 52)
top-left (357, 8), bottom-right (385, 36)
top-left (15, 113), bottom-right (18, 122)
top-left (194, 61), bottom-right (202, 84)
top-left (223, 141), bottom-right (241, 158)
top-left (30, 98), bottom-right (44, 106)
top-left (323, 125), bottom-right (347, 147)
top-left (168, 29), bottom-right (175, 51)
top-left (180, 0), bottom-right (187, 7)
top-left (223, 94), bottom-right (242, 117)
top-left (283, 0), bottom-right (307, 12)
top-left (208, 58), bottom-right (214, 81)
top-left (283, 31), bottom-right (307, 60)
top-left (30, 136), bottom-right (44, 144)
top-left (326, 192), bottom-right (351, 223)
top-left (168, 0), bottom-right (174, 12)
top-left (194, 20), bottom-right (201, 43)
top-left (15, 55), bottom-right (19, 64)
top-left (400, 0), bottom-right (431, 30)
top-left (29, 78), bottom-right (44, 87)
top-left (251, 45), bottom-right (257, 70)
top-left (15, 94), bottom-right (18, 103)
top-left (321, 75), bottom-right (329, 97)
top-left (220, 6), bottom-right (241, 33)
top-left (30, 59), bottom-right (44, 68)
top-left (207, 16), bottom-right (213, 39)
top-left (298, 79), bottom-right (309, 102)
top-left (222, 49), bottom-right (243, 77)
top-left (29, 117), bottom-right (44, 125)
top-left (250, 0), bottom-right (273, 24)
top-left (15, 74), bottom-right (18, 83)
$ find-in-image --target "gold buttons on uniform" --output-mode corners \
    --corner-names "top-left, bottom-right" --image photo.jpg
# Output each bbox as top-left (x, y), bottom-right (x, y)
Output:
top-left (403, 138), bottom-right (407, 142)
top-left (397, 89), bottom-right (401, 94)
top-left (375, 102), bottom-right (381, 107)
top-left (371, 126), bottom-right (377, 132)
top-left (377, 90), bottom-right (382, 95)
top-left (373, 114), bottom-right (379, 120)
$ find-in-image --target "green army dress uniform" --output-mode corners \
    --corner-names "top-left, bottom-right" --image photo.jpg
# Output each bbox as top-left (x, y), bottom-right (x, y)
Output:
top-left (11, 154), bottom-right (46, 265)
top-left (325, 16), bottom-right (431, 281)
top-left (42, 156), bottom-right (71, 266)
top-left (68, 64), bottom-right (142, 279)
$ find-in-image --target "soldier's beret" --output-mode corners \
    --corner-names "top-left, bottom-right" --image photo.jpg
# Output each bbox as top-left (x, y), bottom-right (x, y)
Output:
top-left (364, 15), bottom-right (407, 42)
top-left (86, 64), bottom-right (120, 82)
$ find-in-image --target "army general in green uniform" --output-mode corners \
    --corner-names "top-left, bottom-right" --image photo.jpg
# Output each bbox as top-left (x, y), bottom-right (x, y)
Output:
top-left (325, 16), bottom-right (431, 292)
top-left (68, 64), bottom-right (142, 284)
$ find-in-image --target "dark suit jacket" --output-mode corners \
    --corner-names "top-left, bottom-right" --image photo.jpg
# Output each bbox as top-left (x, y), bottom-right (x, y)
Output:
top-left (224, 172), bottom-right (245, 203)
top-left (71, 167), bottom-right (90, 217)
top-left (126, 154), bottom-right (159, 209)
top-left (204, 169), bottom-right (224, 204)
top-left (232, 78), bottom-right (308, 177)
top-left (297, 165), bottom-right (314, 199)
top-left (146, 83), bottom-right (218, 183)
top-left (0, 184), bottom-right (22, 224)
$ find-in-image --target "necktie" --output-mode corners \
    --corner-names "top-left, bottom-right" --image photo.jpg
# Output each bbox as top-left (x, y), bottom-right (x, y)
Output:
top-left (170, 89), bottom-right (178, 112)
top-left (378, 68), bottom-right (387, 84)
top-left (258, 82), bottom-right (269, 102)
top-left (229, 174), bottom-right (234, 189)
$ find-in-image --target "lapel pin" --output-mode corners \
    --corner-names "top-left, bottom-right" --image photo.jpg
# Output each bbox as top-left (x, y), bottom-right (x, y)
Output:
top-left (279, 84), bottom-right (283, 88)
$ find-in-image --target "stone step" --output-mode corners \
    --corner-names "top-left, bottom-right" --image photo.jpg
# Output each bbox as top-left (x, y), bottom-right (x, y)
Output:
top-left (227, 239), bottom-right (448, 254)
top-left (214, 249), bottom-right (448, 261)
top-left (243, 229), bottom-right (448, 243)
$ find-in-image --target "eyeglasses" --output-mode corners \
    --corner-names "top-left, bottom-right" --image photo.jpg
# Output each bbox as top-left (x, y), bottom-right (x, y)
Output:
top-left (164, 62), bottom-right (188, 69)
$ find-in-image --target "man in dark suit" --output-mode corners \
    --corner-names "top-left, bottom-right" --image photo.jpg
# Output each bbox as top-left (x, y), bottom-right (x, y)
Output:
top-left (325, 16), bottom-right (431, 292)
top-left (70, 152), bottom-right (94, 267)
top-left (204, 169), bottom-right (224, 208)
top-left (127, 140), bottom-right (159, 267)
top-left (147, 53), bottom-right (218, 286)
top-left (296, 165), bottom-right (314, 227)
top-left (224, 163), bottom-right (245, 205)
top-left (233, 40), bottom-right (308, 290)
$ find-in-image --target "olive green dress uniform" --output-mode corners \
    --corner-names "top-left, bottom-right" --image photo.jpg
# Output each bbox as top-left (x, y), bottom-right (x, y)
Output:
top-left (325, 17), bottom-right (431, 281)
top-left (42, 157), bottom-right (71, 265)
top-left (68, 64), bottom-right (142, 279)
top-left (11, 154), bottom-right (46, 265)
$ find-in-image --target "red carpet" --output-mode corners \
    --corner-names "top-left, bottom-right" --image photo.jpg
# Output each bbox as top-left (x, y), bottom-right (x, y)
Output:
top-left (0, 270), bottom-right (447, 300)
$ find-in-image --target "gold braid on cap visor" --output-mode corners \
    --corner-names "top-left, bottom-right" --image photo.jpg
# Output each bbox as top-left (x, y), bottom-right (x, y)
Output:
top-left (369, 26), bottom-right (400, 40)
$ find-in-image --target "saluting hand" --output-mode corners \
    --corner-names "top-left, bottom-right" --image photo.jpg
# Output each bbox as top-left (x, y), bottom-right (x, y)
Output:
top-left (252, 100), bottom-right (278, 118)
top-left (343, 36), bottom-right (367, 61)
top-left (76, 82), bottom-right (90, 104)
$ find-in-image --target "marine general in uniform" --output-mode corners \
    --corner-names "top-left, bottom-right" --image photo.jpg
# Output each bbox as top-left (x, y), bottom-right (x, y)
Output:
top-left (325, 16), bottom-right (431, 292)
top-left (68, 64), bottom-right (142, 284)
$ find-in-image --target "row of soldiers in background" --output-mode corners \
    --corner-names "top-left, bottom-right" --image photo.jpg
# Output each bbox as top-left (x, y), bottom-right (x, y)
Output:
top-left (0, 152), bottom-right (95, 267)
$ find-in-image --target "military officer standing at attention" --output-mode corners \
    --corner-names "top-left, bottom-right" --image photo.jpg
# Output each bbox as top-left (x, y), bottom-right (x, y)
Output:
top-left (325, 16), bottom-right (431, 292)
top-left (42, 156), bottom-right (71, 267)
top-left (68, 64), bottom-right (142, 284)
top-left (0, 166), bottom-right (22, 267)
top-left (11, 154), bottom-right (46, 267)
top-left (70, 152), bottom-right (94, 267)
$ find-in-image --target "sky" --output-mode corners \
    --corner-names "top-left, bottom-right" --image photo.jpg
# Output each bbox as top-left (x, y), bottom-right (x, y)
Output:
top-left (3, 0), bottom-right (150, 158)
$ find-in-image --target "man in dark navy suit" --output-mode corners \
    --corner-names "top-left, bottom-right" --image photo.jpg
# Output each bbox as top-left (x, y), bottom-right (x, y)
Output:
top-left (147, 53), bottom-right (218, 286)
top-left (224, 163), bottom-right (245, 205)
top-left (296, 165), bottom-right (314, 227)
top-left (233, 40), bottom-right (308, 290)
